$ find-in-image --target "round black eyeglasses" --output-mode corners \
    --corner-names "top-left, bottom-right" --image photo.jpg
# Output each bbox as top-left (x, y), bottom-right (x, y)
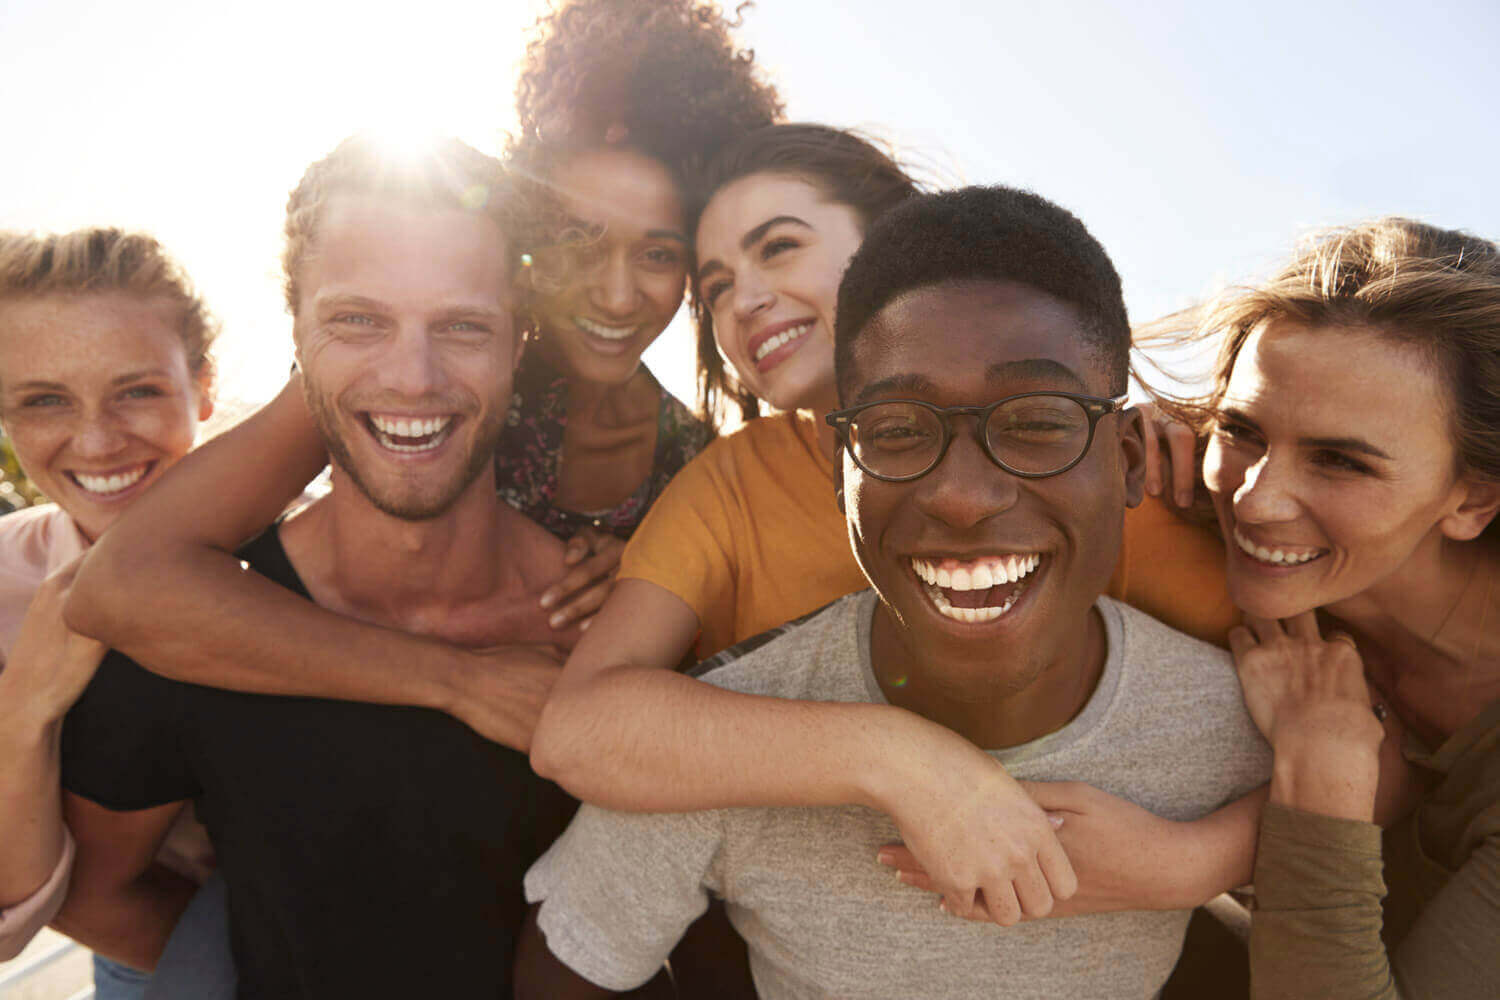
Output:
top-left (824, 392), bottom-right (1130, 483)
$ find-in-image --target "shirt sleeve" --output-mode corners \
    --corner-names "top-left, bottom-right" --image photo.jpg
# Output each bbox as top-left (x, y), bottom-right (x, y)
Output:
top-left (618, 445), bottom-right (740, 655)
top-left (523, 803), bottom-right (725, 991)
top-left (1250, 802), bottom-right (1500, 999)
top-left (0, 828), bottom-right (73, 961)
top-left (60, 652), bottom-right (199, 810)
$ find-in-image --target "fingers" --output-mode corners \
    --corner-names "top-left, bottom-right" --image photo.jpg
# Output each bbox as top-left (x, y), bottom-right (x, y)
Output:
top-left (1285, 610), bottom-right (1322, 641)
top-left (1163, 421), bottom-right (1197, 509)
top-left (548, 580), bottom-right (614, 629)
top-left (980, 881), bottom-right (1024, 927)
top-left (562, 534), bottom-right (591, 567)
top-left (1036, 833), bottom-right (1078, 903)
top-left (1227, 624), bottom-right (1257, 661)
top-left (1244, 614), bottom-right (1285, 645)
top-left (1142, 412), bottom-right (1165, 497)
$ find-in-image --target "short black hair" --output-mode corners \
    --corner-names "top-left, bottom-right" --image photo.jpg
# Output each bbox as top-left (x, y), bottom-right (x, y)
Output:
top-left (834, 185), bottom-right (1130, 400)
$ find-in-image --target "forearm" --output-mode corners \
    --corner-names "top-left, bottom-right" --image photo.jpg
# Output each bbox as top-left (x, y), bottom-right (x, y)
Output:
top-left (0, 719), bottom-right (69, 906)
top-left (1179, 784), bottom-right (1268, 900)
top-left (1250, 803), bottom-right (1393, 1000)
top-left (535, 663), bottom-right (962, 814)
top-left (53, 862), bottom-right (196, 971)
top-left (68, 376), bottom-right (326, 641)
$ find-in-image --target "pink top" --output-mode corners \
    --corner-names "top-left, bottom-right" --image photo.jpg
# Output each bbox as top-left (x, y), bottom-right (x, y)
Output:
top-left (0, 504), bottom-right (212, 959)
top-left (0, 506), bottom-right (88, 958)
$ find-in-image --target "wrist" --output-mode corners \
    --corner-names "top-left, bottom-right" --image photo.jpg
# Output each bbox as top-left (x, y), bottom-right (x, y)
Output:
top-left (426, 646), bottom-right (477, 719)
top-left (1270, 736), bottom-right (1380, 822)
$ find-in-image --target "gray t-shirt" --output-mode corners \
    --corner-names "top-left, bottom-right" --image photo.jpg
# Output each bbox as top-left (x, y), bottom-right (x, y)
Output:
top-left (526, 592), bottom-right (1271, 999)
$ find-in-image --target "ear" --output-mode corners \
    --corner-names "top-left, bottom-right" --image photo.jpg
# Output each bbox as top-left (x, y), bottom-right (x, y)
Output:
top-left (1118, 405), bottom-right (1147, 509)
top-left (1440, 477), bottom-right (1500, 541)
top-left (834, 450), bottom-right (847, 515)
top-left (194, 361), bottom-right (216, 423)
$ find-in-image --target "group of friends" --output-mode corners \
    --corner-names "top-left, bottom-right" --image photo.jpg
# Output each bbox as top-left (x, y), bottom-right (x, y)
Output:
top-left (0, 2), bottom-right (1496, 998)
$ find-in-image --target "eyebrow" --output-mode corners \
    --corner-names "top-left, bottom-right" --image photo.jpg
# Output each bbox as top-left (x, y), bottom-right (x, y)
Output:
top-left (984, 359), bottom-right (1088, 390)
top-left (696, 215), bottom-right (813, 283)
top-left (855, 374), bottom-right (938, 403)
top-left (566, 214), bottom-right (688, 246)
top-left (645, 229), bottom-right (689, 245)
top-left (1219, 407), bottom-right (1394, 460)
top-left (8, 369), bottom-right (173, 392)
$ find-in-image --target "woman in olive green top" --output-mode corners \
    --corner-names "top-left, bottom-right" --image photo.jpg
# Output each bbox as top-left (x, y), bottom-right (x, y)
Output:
top-left (1179, 217), bottom-right (1500, 998)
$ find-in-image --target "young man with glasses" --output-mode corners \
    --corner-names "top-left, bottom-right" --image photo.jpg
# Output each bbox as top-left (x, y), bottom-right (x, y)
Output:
top-left (517, 185), bottom-right (1271, 999)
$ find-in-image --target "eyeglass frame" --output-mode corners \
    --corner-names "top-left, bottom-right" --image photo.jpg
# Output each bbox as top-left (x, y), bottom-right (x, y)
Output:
top-left (824, 391), bottom-right (1131, 483)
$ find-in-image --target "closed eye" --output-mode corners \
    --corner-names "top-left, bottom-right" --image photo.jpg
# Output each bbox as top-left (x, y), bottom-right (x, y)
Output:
top-left (21, 392), bottom-right (68, 408)
top-left (1310, 449), bottom-right (1374, 475)
top-left (121, 384), bottom-right (165, 400)
top-left (761, 236), bottom-right (800, 260)
top-left (701, 277), bottom-right (732, 308)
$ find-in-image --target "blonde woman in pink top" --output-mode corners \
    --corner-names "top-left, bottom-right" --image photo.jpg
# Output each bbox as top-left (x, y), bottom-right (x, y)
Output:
top-left (0, 228), bottom-right (216, 996)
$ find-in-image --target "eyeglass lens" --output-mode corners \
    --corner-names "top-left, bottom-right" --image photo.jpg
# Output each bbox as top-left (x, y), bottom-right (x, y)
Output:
top-left (848, 396), bottom-right (1093, 479)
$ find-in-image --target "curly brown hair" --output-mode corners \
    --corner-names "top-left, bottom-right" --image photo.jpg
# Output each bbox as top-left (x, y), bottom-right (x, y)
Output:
top-left (512, 0), bottom-right (782, 181)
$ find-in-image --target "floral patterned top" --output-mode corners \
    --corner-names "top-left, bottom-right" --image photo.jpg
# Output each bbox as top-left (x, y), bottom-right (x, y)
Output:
top-left (496, 353), bottom-right (713, 541)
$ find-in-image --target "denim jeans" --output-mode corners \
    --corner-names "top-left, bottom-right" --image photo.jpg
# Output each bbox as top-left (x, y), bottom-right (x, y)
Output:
top-left (144, 873), bottom-right (236, 1000)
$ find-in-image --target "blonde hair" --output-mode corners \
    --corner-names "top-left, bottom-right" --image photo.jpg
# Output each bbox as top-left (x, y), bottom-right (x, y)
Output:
top-left (0, 227), bottom-right (217, 376)
top-left (1145, 218), bottom-right (1500, 495)
top-left (281, 133), bottom-right (522, 314)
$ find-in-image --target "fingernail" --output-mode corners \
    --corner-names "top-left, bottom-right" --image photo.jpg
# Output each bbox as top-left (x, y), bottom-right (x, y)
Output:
top-left (897, 871), bottom-right (915, 886)
top-left (1048, 813), bottom-right (1065, 829)
top-left (1176, 490), bottom-right (1193, 508)
top-left (549, 612), bottom-right (567, 629)
top-left (578, 619), bottom-right (591, 632)
top-left (938, 899), bottom-right (949, 914)
top-left (1146, 477), bottom-right (1160, 495)
top-left (876, 850), bottom-right (895, 866)
top-left (539, 592), bottom-right (556, 609)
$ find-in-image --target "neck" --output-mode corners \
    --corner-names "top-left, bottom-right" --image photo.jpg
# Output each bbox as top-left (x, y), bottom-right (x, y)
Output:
top-left (1327, 533), bottom-right (1497, 671)
top-left (293, 465), bottom-right (531, 624)
top-left (566, 368), bottom-right (656, 428)
top-left (869, 602), bottom-right (1107, 749)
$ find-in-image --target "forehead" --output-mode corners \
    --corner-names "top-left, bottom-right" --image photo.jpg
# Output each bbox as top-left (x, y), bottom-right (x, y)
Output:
top-left (1226, 320), bottom-right (1452, 444)
top-left (304, 196), bottom-right (512, 310)
top-left (697, 172), bottom-right (837, 251)
top-left (551, 148), bottom-right (683, 234)
top-left (851, 280), bottom-right (1103, 400)
top-left (0, 293), bottom-right (187, 386)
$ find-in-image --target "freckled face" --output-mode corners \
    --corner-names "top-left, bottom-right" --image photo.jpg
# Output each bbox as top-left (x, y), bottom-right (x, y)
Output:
top-left (294, 196), bottom-right (519, 521)
top-left (529, 148), bottom-right (688, 385)
top-left (1203, 322), bottom-right (1472, 618)
top-left (0, 292), bottom-right (211, 541)
top-left (695, 172), bottom-right (864, 412)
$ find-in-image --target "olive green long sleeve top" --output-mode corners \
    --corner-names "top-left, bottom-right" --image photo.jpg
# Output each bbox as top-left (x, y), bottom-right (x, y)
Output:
top-left (1249, 698), bottom-right (1500, 999)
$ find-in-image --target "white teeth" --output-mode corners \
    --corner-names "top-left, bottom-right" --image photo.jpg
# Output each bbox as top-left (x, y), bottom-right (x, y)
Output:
top-left (752, 322), bottom-right (812, 363)
top-left (910, 554), bottom-right (1041, 592)
top-left (575, 317), bottom-right (636, 341)
top-left (73, 465), bottom-right (148, 495)
top-left (923, 577), bottom-right (1025, 623)
top-left (1233, 528), bottom-right (1322, 566)
top-left (368, 414), bottom-right (455, 453)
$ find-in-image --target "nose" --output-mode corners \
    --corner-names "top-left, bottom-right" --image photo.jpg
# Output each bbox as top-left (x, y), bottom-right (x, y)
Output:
top-left (72, 407), bottom-right (129, 460)
top-left (730, 272), bottom-right (774, 324)
top-left (912, 422), bottom-right (1020, 530)
top-left (587, 251), bottom-right (638, 319)
top-left (1232, 452), bottom-right (1300, 525)
top-left (377, 325), bottom-right (445, 398)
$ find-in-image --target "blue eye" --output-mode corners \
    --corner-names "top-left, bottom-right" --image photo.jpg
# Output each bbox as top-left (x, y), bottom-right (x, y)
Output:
top-left (22, 393), bottom-right (67, 408)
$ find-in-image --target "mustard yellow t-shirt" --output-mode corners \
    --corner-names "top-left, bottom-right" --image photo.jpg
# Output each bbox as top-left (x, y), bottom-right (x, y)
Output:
top-left (620, 410), bottom-right (1235, 658)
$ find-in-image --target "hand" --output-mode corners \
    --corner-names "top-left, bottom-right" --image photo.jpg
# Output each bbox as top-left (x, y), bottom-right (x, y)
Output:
top-left (2, 560), bottom-right (108, 727)
top-left (879, 745), bottom-right (1077, 926)
top-left (540, 527), bottom-right (625, 631)
top-left (447, 643), bottom-right (565, 753)
top-left (1138, 402), bottom-right (1198, 510)
top-left (880, 780), bottom-right (1223, 920)
top-left (1230, 612), bottom-right (1384, 820)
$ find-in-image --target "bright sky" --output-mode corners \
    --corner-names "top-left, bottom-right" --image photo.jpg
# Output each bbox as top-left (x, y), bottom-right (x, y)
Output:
top-left (3, 0), bottom-right (1496, 419)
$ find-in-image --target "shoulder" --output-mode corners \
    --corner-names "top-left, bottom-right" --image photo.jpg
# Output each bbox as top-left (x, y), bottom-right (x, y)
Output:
top-left (0, 504), bottom-right (82, 568)
top-left (693, 591), bottom-right (870, 700)
top-left (1103, 596), bottom-right (1235, 685)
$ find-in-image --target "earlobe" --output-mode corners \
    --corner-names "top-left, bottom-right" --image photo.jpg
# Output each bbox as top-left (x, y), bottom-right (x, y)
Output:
top-left (1440, 478), bottom-right (1500, 541)
top-left (1119, 406), bottom-right (1148, 509)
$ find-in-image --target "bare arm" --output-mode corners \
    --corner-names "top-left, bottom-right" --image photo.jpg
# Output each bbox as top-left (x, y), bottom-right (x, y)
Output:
top-left (63, 378), bottom-right (558, 752)
top-left (52, 793), bottom-right (195, 971)
top-left (532, 579), bottom-right (1075, 924)
top-left (0, 568), bottom-right (105, 911)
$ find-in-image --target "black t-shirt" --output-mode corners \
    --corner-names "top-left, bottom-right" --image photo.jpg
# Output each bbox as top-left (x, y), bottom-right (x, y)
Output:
top-left (61, 526), bottom-right (575, 999)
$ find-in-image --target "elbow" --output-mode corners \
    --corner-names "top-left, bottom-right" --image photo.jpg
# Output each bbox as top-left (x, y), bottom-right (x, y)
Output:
top-left (64, 544), bottom-right (135, 644)
top-left (528, 693), bottom-right (590, 793)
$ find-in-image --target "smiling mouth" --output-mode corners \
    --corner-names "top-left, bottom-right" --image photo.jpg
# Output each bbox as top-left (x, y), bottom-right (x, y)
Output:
top-left (1232, 527), bottom-right (1327, 567)
top-left (909, 553), bottom-right (1043, 623)
top-left (574, 316), bottom-right (637, 342)
top-left (751, 321), bottom-right (812, 365)
top-left (366, 413), bottom-right (456, 454)
top-left (69, 462), bottom-right (153, 497)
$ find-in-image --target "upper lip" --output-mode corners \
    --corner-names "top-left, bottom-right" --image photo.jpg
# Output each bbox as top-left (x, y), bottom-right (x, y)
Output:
top-left (745, 317), bottom-right (815, 361)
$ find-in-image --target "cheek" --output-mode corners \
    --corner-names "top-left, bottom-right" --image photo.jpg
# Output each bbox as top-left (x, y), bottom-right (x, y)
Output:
top-left (1, 420), bottom-right (66, 476)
